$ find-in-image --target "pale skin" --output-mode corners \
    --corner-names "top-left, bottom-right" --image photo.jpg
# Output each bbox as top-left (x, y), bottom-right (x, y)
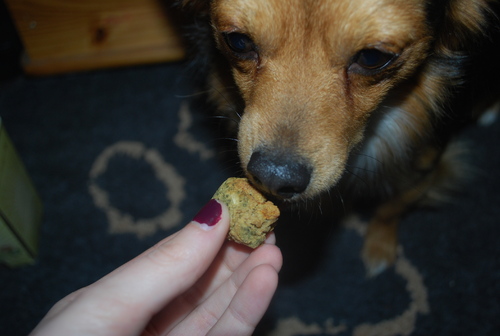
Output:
top-left (30, 200), bottom-right (283, 336)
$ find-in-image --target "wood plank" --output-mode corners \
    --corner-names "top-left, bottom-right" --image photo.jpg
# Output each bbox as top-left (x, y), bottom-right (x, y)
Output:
top-left (5, 0), bottom-right (185, 75)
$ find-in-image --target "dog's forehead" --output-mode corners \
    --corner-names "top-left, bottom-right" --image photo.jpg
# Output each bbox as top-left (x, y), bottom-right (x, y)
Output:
top-left (212, 0), bottom-right (425, 16)
top-left (212, 0), bottom-right (427, 52)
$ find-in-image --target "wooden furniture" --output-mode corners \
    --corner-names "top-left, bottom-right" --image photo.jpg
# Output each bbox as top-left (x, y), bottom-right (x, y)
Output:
top-left (5, 0), bottom-right (185, 75)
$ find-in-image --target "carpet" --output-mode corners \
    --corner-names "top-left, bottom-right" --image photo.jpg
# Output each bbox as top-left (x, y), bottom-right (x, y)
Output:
top-left (1, 61), bottom-right (499, 336)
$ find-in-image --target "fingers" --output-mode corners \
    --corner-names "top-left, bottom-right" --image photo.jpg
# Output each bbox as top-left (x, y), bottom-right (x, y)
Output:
top-left (32, 199), bottom-right (230, 336)
top-left (143, 241), bottom-right (255, 334)
top-left (208, 264), bottom-right (280, 336)
top-left (165, 244), bottom-right (282, 336)
top-left (148, 229), bottom-right (280, 331)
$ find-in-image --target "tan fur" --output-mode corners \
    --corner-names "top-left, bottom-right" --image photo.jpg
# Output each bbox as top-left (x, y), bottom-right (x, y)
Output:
top-left (180, 0), bottom-right (498, 275)
top-left (213, 0), bottom-right (433, 197)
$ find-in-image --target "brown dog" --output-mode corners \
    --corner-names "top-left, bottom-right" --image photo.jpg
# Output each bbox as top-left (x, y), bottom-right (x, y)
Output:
top-left (178, 0), bottom-right (499, 275)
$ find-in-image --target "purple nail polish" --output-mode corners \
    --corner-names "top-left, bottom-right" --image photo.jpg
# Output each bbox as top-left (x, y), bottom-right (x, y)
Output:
top-left (193, 199), bottom-right (222, 227)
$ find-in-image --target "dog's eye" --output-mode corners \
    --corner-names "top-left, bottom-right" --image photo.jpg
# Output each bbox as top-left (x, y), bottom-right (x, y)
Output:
top-left (356, 49), bottom-right (394, 69)
top-left (223, 32), bottom-right (257, 59)
top-left (351, 49), bottom-right (396, 74)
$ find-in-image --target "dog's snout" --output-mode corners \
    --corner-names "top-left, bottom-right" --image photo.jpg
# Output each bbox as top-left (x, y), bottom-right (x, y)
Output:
top-left (247, 151), bottom-right (312, 199)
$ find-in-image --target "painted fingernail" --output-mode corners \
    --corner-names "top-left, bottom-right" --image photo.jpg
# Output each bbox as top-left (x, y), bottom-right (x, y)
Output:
top-left (193, 199), bottom-right (222, 228)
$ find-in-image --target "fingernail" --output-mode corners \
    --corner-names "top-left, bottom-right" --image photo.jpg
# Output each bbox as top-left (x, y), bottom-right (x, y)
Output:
top-left (193, 199), bottom-right (222, 228)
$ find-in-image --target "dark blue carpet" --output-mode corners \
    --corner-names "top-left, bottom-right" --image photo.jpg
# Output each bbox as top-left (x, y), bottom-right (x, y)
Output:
top-left (1, 62), bottom-right (499, 335)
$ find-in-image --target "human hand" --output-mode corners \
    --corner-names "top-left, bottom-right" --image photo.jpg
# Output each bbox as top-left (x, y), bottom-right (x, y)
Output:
top-left (30, 199), bottom-right (283, 336)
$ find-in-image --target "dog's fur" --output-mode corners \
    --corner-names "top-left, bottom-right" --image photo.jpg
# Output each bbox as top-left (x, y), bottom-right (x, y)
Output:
top-left (178, 0), bottom-right (500, 275)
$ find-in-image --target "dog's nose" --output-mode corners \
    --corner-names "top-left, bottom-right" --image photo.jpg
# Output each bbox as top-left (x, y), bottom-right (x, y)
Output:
top-left (247, 150), bottom-right (312, 199)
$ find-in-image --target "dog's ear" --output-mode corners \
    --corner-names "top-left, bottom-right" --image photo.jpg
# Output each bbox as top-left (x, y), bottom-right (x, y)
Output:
top-left (436, 0), bottom-right (495, 51)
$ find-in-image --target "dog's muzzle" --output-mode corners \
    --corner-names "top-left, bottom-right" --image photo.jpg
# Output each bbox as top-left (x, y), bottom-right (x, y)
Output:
top-left (247, 150), bottom-right (312, 200)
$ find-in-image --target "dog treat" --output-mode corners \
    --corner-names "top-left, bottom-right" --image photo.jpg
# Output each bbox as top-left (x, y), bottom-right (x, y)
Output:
top-left (212, 177), bottom-right (280, 248)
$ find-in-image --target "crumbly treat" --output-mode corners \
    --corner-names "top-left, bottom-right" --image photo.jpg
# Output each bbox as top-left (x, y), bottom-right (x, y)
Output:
top-left (212, 177), bottom-right (280, 248)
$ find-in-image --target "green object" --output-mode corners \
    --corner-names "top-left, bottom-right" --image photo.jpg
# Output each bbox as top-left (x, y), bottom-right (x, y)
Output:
top-left (0, 118), bottom-right (42, 267)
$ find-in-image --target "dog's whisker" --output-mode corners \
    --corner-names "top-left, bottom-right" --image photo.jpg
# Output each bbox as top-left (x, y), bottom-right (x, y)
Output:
top-left (208, 78), bottom-right (244, 120)
top-left (216, 137), bottom-right (239, 143)
top-left (175, 90), bottom-right (213, 98)
top-left (351, 152), bottom-right (384, 165)
top-left (333, 187), bottom-right (347, 217)
top-left (344, 163), bottom-right (377, 175)
top-left (210, 115), bottom-right (241, 126)
top-left (344, 168), bottom-right (371, 189)
top-left (217, 150), bottom-right (239, 159)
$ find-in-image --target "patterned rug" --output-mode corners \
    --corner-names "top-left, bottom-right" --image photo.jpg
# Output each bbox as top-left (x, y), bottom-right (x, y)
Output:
top-left (1, 62), bottom-right (499, 335)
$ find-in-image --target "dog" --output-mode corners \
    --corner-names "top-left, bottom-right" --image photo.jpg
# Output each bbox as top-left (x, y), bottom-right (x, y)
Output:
top-left (177, 0), bottom-right (500, 275)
